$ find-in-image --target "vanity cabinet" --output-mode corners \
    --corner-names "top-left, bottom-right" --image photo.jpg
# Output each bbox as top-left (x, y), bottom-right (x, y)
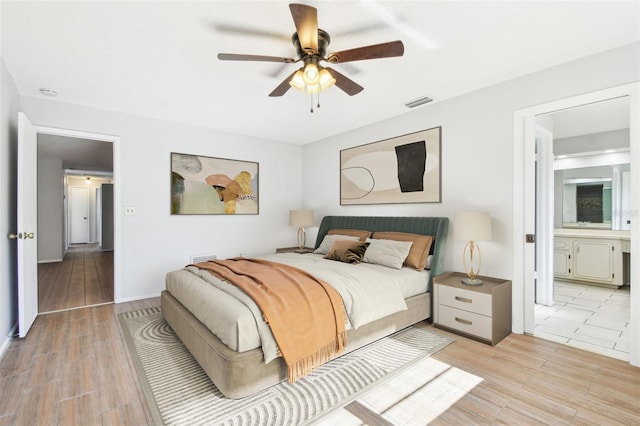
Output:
top-left (553, 233), bottom-right (626, 287)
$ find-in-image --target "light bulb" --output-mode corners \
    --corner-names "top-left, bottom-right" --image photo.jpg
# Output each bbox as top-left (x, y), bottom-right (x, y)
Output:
top-left (302, 63), bottom-right (319, 85)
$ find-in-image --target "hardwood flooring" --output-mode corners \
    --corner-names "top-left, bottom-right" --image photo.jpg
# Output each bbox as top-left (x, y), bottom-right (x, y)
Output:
top-left (0, 300), bottom-right (638, 425)
top-left (38, 244), bottom-right (113, 313)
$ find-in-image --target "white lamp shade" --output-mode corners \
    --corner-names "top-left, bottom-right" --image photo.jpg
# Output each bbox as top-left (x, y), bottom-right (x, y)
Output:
top-left (454, 212), bottom-right (492, 241)
top-left (289, 210), bottom-right (314, 227)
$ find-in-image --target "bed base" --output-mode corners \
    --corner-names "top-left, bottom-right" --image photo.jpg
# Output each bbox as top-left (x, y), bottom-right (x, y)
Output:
top-left (161, 289), bottom-right (431, 399)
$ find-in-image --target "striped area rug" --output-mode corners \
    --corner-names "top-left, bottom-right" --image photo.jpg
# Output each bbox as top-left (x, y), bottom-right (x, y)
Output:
top-left (119, 307), bottom-right (474, 425)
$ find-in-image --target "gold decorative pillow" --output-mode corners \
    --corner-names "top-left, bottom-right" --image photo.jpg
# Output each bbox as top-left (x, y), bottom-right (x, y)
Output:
top-left (323, 240), bottom-right (370, 264)
top-left (327, 228), bottom-right (371, 241)
top-left (371, 232), bottom-right (434, 270)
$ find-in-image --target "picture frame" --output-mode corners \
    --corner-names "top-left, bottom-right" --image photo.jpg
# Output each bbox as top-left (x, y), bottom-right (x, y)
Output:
top-left (171, 152), bottom-right (259, 215)
top-left (340, 127), bottom-right (441, 205)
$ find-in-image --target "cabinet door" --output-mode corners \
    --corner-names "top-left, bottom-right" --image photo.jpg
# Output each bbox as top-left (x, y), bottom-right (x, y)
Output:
top-left (553, 250), bottom-right (571, 277)
top-left (553, 238), bottom-right (571, 278)
top-left (573, 241), bottom-right (613, 282)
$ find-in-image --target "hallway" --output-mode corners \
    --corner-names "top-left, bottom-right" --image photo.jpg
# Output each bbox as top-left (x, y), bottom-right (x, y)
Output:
top-left (38, 244), bottom-right (113, 313)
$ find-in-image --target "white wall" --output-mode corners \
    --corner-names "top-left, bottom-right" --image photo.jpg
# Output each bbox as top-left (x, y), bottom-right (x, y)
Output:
top-left (302, 42), bottom-right (640, 281)
top-left (20, 98), bottom-right (304, 301)
top-left (37, 157), bottom-right (64, 262)
top-left (0, 60), bottom-right (21, 349)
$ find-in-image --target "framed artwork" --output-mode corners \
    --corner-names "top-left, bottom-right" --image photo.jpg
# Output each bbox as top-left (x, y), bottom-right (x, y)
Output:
top-left (171, 152), bottom-right (259, 215)
top-left (340, 127), bottom-right (441, 205)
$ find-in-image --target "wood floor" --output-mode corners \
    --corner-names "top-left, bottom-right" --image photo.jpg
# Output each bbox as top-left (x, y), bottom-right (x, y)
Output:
top-left (1, 300), bottom-right (638, 425)
top-left (38, 244), bottom-right (113, 313)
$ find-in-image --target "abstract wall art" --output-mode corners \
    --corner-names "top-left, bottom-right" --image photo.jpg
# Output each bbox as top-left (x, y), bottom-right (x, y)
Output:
top-left (171, 152), bottom-right (259, 215)
top-left (340, 127), bottom-right (441, 205)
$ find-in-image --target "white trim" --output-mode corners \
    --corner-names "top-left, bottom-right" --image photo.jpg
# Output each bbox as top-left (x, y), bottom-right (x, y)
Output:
top-left (38, 258), bottom-right (64, 264)
top-left (513, 82), bottom-right (640, 367)
top-left (0, 324), bottom-right (18, 360)
top-left (33, 125), bottom-right (122, 306)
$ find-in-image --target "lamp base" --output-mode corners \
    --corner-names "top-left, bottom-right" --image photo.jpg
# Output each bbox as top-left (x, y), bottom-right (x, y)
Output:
top-left (461, 277), bottom-right (484, 286)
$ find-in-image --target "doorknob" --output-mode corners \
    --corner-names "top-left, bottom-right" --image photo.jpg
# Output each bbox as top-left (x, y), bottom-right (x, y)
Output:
top-left (24, 232), bottom-right (35, 239)
top-left (9, 233), bottom-right (22, 239)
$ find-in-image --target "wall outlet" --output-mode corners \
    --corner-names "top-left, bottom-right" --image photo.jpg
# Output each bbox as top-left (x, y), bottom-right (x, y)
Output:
top-left (124, 206), bottom-right (136, 216)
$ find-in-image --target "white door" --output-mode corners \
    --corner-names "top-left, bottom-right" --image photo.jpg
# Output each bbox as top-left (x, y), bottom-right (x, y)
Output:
top-left (15, 113), bottom-right (38, 338)
top-left (70, 186), bottom-right (89, 244)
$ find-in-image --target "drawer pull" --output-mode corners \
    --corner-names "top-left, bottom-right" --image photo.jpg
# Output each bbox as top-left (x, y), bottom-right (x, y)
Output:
top-left (455, 296), bottom-right (473, 303)
top-left (455, 317), bottom-right (473, 326)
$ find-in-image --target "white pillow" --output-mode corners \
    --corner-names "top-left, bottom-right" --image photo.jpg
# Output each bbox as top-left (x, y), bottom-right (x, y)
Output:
top-left (363, 238), bottom-right (413, 269)
top-left (314, 234), bottom-right (360, 255)
top-left (426, 255), bottom-right (434, 270)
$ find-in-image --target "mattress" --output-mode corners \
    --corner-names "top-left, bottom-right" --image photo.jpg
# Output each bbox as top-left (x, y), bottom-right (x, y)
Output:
top-left (165, 252), bottom-right (431, 356)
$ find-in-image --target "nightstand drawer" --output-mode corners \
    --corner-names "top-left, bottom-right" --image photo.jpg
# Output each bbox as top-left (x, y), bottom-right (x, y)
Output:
top-left (437, 284), bottom-right (492, 316)
top-left (438, 305), bottom-right (492, 340)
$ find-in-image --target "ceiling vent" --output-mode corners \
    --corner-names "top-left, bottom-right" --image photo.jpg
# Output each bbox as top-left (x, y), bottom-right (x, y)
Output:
top-left (405, 96), bottom-right (433, 109)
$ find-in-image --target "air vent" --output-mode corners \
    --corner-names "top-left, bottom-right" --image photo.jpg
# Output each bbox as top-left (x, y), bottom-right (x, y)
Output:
top-left (190, 254), bottom-right (217, 263)
top-left (405, 96), bottom-right (433, 109)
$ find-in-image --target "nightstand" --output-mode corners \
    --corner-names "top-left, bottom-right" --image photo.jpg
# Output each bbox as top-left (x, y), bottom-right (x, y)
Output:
top-left (276, 246), bottom-right (314, 254)
top-left (433, 272), bottom-right (512, 345)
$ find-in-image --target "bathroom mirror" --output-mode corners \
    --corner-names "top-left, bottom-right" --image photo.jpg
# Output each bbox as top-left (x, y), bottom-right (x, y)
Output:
top-left (558, 163), bottom-right (630, 230)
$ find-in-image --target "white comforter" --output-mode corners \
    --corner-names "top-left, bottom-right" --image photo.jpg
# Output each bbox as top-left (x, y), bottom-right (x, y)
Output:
top-left (166, 253), bottom-right (424, 364)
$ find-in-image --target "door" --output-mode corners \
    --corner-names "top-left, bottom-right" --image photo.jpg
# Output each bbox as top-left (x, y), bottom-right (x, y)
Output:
top-left (15, 113), bottom-right (38, 338)
top-left (70, 186), bottom-right (89, 244)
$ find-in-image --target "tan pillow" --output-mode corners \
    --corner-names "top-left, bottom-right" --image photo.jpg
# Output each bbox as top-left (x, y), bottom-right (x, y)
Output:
top-left (328, 228), bottom-right (371, 241)
top-left (371, 231), bottom-right (434, 270)
top-left (324, 240), bottom-right (370, 264)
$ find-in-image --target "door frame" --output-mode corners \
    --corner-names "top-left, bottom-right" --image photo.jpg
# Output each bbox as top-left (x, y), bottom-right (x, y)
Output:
top-left (513, 82), bottom-right (639, 366)
top-left (34, 125), bottom-right (121, 303)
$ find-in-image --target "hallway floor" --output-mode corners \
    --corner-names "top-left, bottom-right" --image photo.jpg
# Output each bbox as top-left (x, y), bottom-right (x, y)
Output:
top-left (38, 244), bottom-right (114, 313)
top-left (534, 281), bottom-right (630, 361)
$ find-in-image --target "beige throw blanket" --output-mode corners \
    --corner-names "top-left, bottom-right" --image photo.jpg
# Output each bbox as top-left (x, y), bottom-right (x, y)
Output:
top-left (194, 258), bottom-right (347, 383)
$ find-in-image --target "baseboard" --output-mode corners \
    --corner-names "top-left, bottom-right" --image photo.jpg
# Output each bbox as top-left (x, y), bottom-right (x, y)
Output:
top-left (38, 258), bottom-right (63, 264)
top-left (0, 323), bottom-right (17, 361)
top-left (115, 292), bottom-right (161, 304)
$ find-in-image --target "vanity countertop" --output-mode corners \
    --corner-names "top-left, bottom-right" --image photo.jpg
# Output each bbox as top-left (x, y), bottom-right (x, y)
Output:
top-left (554, 228), bottom-right (631, 240)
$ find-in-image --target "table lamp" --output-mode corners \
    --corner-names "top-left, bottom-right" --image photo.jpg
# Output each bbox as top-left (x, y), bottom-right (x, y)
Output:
top-left (454, 212), bottom-right (492, 285)
top-left (289, 209), bottom-right (314, 252)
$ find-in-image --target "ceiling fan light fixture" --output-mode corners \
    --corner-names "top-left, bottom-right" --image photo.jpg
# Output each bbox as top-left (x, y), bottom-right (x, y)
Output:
top-left (289, 69), bottom-right (306, 92)
top-left (302, 62), bottom-right (320, 85)
top-left (318, 68), bottom-right (336, 90)
top-left (289, 66), bottom-right (335, 94)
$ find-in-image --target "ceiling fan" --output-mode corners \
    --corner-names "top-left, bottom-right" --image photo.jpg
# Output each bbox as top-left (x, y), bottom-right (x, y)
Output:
top-left (217, 3), bottom-right (405, 99)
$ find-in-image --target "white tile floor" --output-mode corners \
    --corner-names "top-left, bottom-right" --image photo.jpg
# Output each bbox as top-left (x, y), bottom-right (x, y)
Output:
top-left (534, 281), bottom-right (630, 361)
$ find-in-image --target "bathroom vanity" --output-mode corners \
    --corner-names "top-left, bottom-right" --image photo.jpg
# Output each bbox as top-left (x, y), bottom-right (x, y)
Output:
top-left (554, 228), bottom-right (631, 287)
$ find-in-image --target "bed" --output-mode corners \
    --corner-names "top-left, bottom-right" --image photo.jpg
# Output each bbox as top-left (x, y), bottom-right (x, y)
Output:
top-left (161, 215), bottom-right (449, 398)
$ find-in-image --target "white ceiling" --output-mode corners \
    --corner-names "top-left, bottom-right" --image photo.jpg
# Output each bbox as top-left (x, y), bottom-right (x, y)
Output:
top-left (2, 1), bottom-right (639, 146)
top-left (37, 134), bottom-right (113, 173)
top-left (547, 96), bottom-right (630, 140)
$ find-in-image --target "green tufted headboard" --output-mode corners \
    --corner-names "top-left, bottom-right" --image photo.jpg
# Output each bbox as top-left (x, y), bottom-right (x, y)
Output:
top-left (314, 216), bottom-right (449, 291)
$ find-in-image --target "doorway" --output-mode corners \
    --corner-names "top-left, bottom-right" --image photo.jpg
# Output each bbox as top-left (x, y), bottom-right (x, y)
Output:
top-left (533, 97), bottom-right (631, 361)
top-left (35, 129), bottom-right (119, 313)
top-left (513, 82), bottom-right (639, 367)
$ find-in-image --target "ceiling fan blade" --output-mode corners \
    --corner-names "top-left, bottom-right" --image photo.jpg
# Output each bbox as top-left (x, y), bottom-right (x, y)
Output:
top-left (325, 67), bottom-right (364, 96)
top-left (269, 70), bottom-right (298, 97)
top-left (289, 3), bottom-right (318, 53)
top-left (217, 53), bottom-right (296, 63)
top-left (327, 40), bottom-right (404, 63)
